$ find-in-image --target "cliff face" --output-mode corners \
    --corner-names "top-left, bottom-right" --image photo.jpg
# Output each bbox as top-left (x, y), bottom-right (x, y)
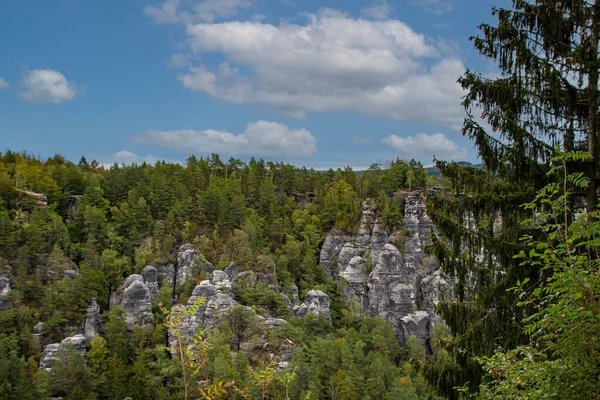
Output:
top-left (320, 190), bottom-right (452, 349)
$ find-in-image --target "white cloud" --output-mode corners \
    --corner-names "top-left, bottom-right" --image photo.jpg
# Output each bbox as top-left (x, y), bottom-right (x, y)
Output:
top-left (351, 135), bottom-right (371, 144)
top-left (19, 69), bottom-right (80, 104)
top-left (132, 120), bottom-right (317, 157)
top-left (100, 150), bottom-right (182, 168)
top-left (145, 0), bottom-right (182, 23)
top-left (178, 10), bottom-right (466, 128)
top-left (382, 132), bottom-right (468, 161)
top-left (0, 78), bottom-right (9, 90)
top-left (412, 0), bottom-right (453, 15)
top-left (145, 0), bottom-right (252, 24)
top-left (167, 53), bottom-right (191, 69)
top-left (362, 0), bottom-right (392, 20)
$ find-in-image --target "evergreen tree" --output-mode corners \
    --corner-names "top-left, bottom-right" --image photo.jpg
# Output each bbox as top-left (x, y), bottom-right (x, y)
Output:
top-left (426, 0), bottom-right (600, 397)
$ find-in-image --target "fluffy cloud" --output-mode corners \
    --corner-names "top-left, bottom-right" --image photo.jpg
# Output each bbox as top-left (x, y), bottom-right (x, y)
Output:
top-left (19, 69), bottom-right (80, 104)
top-left (361, 0), bottom-right (392, 20)
top-left (411, 0), bottom-right (453, 15)
top-left (132, 120), bottom-right (317, 157)
top-left (351, 135), bottom-right (371, 144)
top-left (382, 132), bottom-right (467, 160)
top-left (100, 151), bottom-right (182, 168)
top-left (145, 0), bottom-right (252, 24)
top-left (178, 10), bottom-right (466, 128)
top-left (0, 78), bottom-right (9, 90)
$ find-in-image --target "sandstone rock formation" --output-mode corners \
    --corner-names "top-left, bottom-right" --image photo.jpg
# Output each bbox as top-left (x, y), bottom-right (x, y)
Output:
top-left (110, 274), bottom-right (153, 329)
top-left (176, 243), bottom-right (198, 287)
top-left (320, 190), bottom-right (451, 348)
top-left (293, 290), bottom-right (331, 320)
top-left (0, 265), bottom-right (11, 309)
top-left (40, 334), bottom-right (87, 371)
top-left (83, 299), bottom-right (101, 340)
top-left (141, 265), bottom-right (160, 302)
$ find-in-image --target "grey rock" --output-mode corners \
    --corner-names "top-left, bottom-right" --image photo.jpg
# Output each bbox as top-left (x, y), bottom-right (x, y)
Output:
top-left (39, 343), bottom-right (61, 371)
top-left (155, 262), bottom-right (175, 288)
top-left (0, 265), bottom-right (12, 306)
top-left (356, 199), bottom-right (376, 248)
top-left (265, 318), bottom-right (287, 329)
top-left (141, 265), bottom-right (160, 302)
top-left (420, 270), bottom-right (453, 313)
top-left (119, 278), bottom-right (153, 329)
top-left (290, 284), bottom-right (300, 306)
top-left (211, 270), bottom-right (229, 284)
top-left (294, 290), bottom-right (331, 320)
top-left (370, 218), bottom-right (388, 267)
top-left (232, 271), bottom-right (257, 287)
top-left (33, 322), bottom-right (45, 349)
top-left (399, 311), bottom-right (431, 347)
top-left (40, 334), bottom-right (87, 371)
top-left (367, 243), bottom-right (416, 321)
top-left (176, 244), bottom-right (199, 286)
top-left (389, 283), bottom-right (416, 317)
top-left (339, 256), bottom-right (368, 309)
top-left (203, 293), bottom-right (239, 328)
top-left (224, 262), bottom-right (238, 279)
top-left (336, 242), bottom-right (358, 280)
top-left (83, 299), bottom-right (101, 340)
top-left (319, 232), bottom-right (348, 278)
top-left (256, 273), bottom-right (273, 285)
top-left (292, 303), bottom-right (308, 317)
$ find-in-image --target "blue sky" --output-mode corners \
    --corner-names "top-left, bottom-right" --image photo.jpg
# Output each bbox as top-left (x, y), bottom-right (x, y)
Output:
top-left (0, 0), bottom-right (509, 169)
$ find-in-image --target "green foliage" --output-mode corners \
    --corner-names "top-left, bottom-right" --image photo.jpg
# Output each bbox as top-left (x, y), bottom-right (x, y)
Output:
top-left (0, 150), bottom-right (439, 399)
top-left (478, 151), bottom-right (600, 399)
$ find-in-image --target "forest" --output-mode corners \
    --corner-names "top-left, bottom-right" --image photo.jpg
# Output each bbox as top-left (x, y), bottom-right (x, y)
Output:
top-left (2, 0), bottom-right (600, 399)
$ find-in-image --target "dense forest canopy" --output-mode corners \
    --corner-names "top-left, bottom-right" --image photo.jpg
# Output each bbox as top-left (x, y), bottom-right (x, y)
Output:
top-left (0, 150), bottom-right (448, 399)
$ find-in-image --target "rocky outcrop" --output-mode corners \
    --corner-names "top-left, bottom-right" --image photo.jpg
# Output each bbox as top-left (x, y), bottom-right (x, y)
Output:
top-left (339, 256), bottom-right (368, 309)
top-left (356, 199), bottom-right (377, 248)
top-left (40, 334), bottom-right (87, 371)
top-left (293, 290), bottom-right (331, 321)
top-left (141, 265), bottom-right (160, 302)
top-left (33, 322), bottom-right (45, 349)
top-left (110, 275), bottom-right (153, 329)
top-left (0, 265), bottom-right (11, 309)
top-left (321, 190), bottom-right (450, 348)
top-left (83, 299), bottom-right (101, 340)
top-left (176, 244), bottom-right (199, 287)
top-left (319, 232), bottom-right (349, 279)
top-left (399, 311), bottom-right (432, 351)
top-left (155, 262), bottom-right (175, 288)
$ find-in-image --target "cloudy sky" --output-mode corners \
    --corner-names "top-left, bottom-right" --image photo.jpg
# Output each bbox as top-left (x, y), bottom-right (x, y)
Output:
top-left (0, 0), bottom-right (508, 169)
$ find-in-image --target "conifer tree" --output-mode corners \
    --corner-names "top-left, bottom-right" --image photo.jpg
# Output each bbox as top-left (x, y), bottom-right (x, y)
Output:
top-left (425, 0), bottom-right (600, 397)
